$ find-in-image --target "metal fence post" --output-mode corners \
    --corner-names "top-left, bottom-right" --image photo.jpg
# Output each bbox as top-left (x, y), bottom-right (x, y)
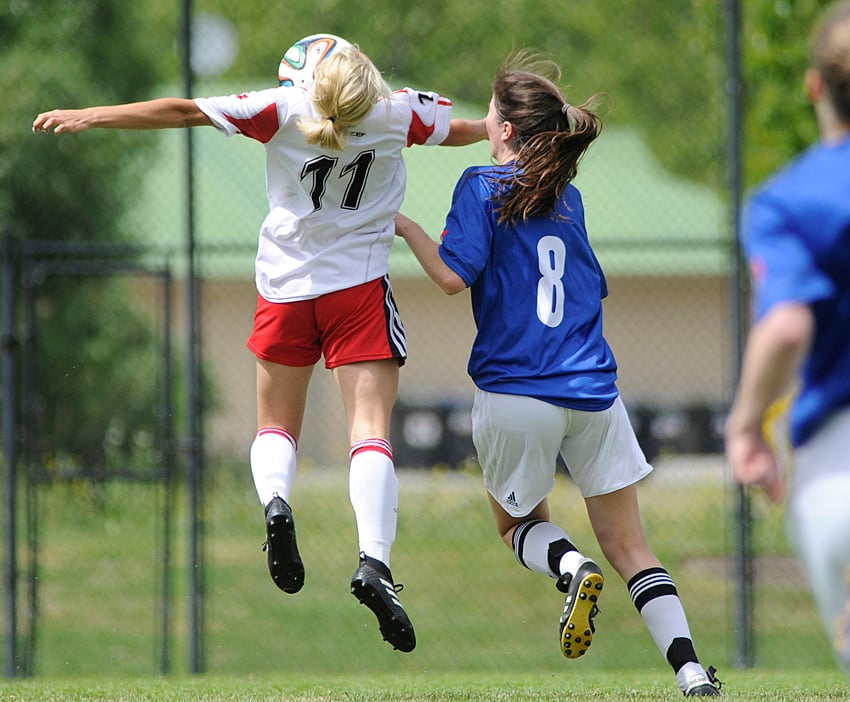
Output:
top-left (725, 0), bottom-right (755, 668)
top-left (1, 229), bottom-right (19, 677)
top-left (180, 0), bottom-right (205, 674)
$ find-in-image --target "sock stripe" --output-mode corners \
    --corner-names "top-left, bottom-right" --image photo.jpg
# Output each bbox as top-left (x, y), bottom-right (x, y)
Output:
top-left (511, 519), bottom-right (545, 570)
top-left (256, 427), bottom-right (297, 450)
top-left (628, 567), bottom-right (678, 612)
top-left (350, 438), bottom-right (393, 460)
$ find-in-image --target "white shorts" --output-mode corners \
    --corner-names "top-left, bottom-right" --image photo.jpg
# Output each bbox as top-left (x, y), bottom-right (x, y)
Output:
top-left (791, 406), bottom-right (850, 495)
top-left (787, 406), bottom-right (850, 648)
top-left (471, 390), bottom-right (653, 517)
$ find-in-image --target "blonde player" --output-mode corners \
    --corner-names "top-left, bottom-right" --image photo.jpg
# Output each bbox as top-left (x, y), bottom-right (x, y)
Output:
top-left (33, 34), bottom-right (486, 653)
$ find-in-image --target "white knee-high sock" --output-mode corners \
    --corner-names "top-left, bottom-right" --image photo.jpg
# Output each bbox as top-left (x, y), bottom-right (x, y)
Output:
top-left (348, 439), bottom-right (398, 567)
top-left (511, 520), bottom-right (581, 578)
top-left (629, 567), bottom-right (706, 689)
top-left (250, 427), bottom-right (297, 506)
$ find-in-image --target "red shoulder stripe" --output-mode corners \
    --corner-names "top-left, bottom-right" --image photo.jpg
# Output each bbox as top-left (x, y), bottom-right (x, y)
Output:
top-left (225, 102), bottom-right (280, 144)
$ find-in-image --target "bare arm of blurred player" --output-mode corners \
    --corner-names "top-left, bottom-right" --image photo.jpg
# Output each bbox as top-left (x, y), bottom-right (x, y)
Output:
top-left (33, 98), bottom-right (213, 134)
top-left (725, 302), bottom-right (814, 503)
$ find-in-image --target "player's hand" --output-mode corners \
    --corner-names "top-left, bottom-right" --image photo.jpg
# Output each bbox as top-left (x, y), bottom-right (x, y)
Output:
top-left (725, 425), bottom-right (785, 504)
top-left (32, 109), bottom-right (91, 135)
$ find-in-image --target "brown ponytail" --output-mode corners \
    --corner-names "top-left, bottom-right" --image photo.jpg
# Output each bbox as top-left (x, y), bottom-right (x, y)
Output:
top-left (489, 51), bottom-right (603, 226)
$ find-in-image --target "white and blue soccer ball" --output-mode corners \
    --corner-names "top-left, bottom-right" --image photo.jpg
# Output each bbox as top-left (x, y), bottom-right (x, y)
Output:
top-left (277, 33), bottom-right (352, 88)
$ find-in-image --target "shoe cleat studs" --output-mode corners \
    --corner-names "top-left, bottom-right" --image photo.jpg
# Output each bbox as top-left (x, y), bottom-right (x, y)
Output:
top-left (264, 497), bottom-right (304, 594)
top-left (558, 559), bottom-right (604, 660)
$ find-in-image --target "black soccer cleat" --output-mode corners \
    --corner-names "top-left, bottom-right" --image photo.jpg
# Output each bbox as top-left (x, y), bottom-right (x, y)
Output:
top-left (557, 558), bottom-right (604, 659)
top-left (262, 495), bottom-right (304, 594)
top-left (350, 553), bottom-right (416, 652)
top-left (684, 666), bottom-right (723, 696)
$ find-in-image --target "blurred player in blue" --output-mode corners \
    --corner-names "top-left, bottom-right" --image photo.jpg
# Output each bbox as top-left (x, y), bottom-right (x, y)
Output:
top-left (725, 0), bottom-right (850, 675)
top-left (395, 51), bottom-right (721, 696)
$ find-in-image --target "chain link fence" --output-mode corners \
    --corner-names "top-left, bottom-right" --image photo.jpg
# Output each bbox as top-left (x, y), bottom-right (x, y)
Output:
top-left (2, 1), bottom-right (834, 679)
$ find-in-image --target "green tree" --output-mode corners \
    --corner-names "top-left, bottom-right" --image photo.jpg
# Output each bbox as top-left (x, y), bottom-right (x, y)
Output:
top-left (185, 0), bottom-right (728, 187)
top-left (187, 0), bottom-right (834, 191)
top-left (1, 1), bottom-right (172, 475)
top-left (740, 0), bottom-right (831, 187)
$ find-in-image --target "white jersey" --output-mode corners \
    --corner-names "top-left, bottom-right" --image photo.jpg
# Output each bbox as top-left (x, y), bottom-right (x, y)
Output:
top-left (195, 86), bottom-right (452, 301)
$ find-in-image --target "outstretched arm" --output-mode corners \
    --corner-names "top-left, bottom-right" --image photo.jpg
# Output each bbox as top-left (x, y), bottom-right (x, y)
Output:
top-left (394, 213), bottom-right (466, 295)
top-left (724, 301), bottom-right (813, 503)
top-left (33, 97), bottom-right (213, 134)
top-left (441, 118), bottom-right (487, 146)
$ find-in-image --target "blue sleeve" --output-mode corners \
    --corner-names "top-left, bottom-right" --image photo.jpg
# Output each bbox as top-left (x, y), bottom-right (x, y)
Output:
top-left (595, 256), bottom-right (608, 300)
top-left (570, 187), bottom-right (608, 300)
top-left (438, 169), bottom-right (494, 287)
top-left (744, 190), bottom-right (835, 319)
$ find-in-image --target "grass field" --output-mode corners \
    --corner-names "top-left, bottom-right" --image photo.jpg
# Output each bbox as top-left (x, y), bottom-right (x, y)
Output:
top-left (6, 456), bottom-right (843, 697)
top-left (0, 669), bottom-right (848, 700)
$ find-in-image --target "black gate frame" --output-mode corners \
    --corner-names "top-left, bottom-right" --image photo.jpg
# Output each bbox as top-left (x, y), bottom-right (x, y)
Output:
top-left (1, 233), bottom-right (178, 676)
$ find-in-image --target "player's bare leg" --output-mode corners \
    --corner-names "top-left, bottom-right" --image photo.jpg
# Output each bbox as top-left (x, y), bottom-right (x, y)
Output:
top-left (252, 359), bottom-right (313, 593)
top-left (586, 485), bottom-right (720, 695)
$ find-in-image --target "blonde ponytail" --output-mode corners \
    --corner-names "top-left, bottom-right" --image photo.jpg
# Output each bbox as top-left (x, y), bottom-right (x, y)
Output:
top-left (298, 46), bottom-right (391, 150)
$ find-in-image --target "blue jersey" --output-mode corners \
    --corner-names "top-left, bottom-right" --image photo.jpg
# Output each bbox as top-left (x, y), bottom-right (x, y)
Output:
top-left (743, 135), bottom-right (850, 446)
top-left (438, 165), bottom-right (618, 411)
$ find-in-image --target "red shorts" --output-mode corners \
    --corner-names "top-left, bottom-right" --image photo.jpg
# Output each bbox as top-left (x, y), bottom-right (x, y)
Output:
top-left (247, 275), bottom-right (407, 369)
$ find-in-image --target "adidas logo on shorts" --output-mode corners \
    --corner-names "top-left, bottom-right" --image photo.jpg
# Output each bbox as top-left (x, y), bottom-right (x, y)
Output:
top-left (506, 491), bottom-right (519, 508)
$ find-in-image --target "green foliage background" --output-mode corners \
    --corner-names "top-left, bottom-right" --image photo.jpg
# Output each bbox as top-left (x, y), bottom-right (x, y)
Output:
top-left (3, 0), bottom-right (839, 237)
top-left (181, 0), bottom-right (833, 189)
top-left (1, 2), bottom-right (176, 472)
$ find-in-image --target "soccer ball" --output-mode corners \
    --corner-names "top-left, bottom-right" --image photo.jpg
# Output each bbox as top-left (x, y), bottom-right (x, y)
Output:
top-left (277, 34), bottom-right (352, 88)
